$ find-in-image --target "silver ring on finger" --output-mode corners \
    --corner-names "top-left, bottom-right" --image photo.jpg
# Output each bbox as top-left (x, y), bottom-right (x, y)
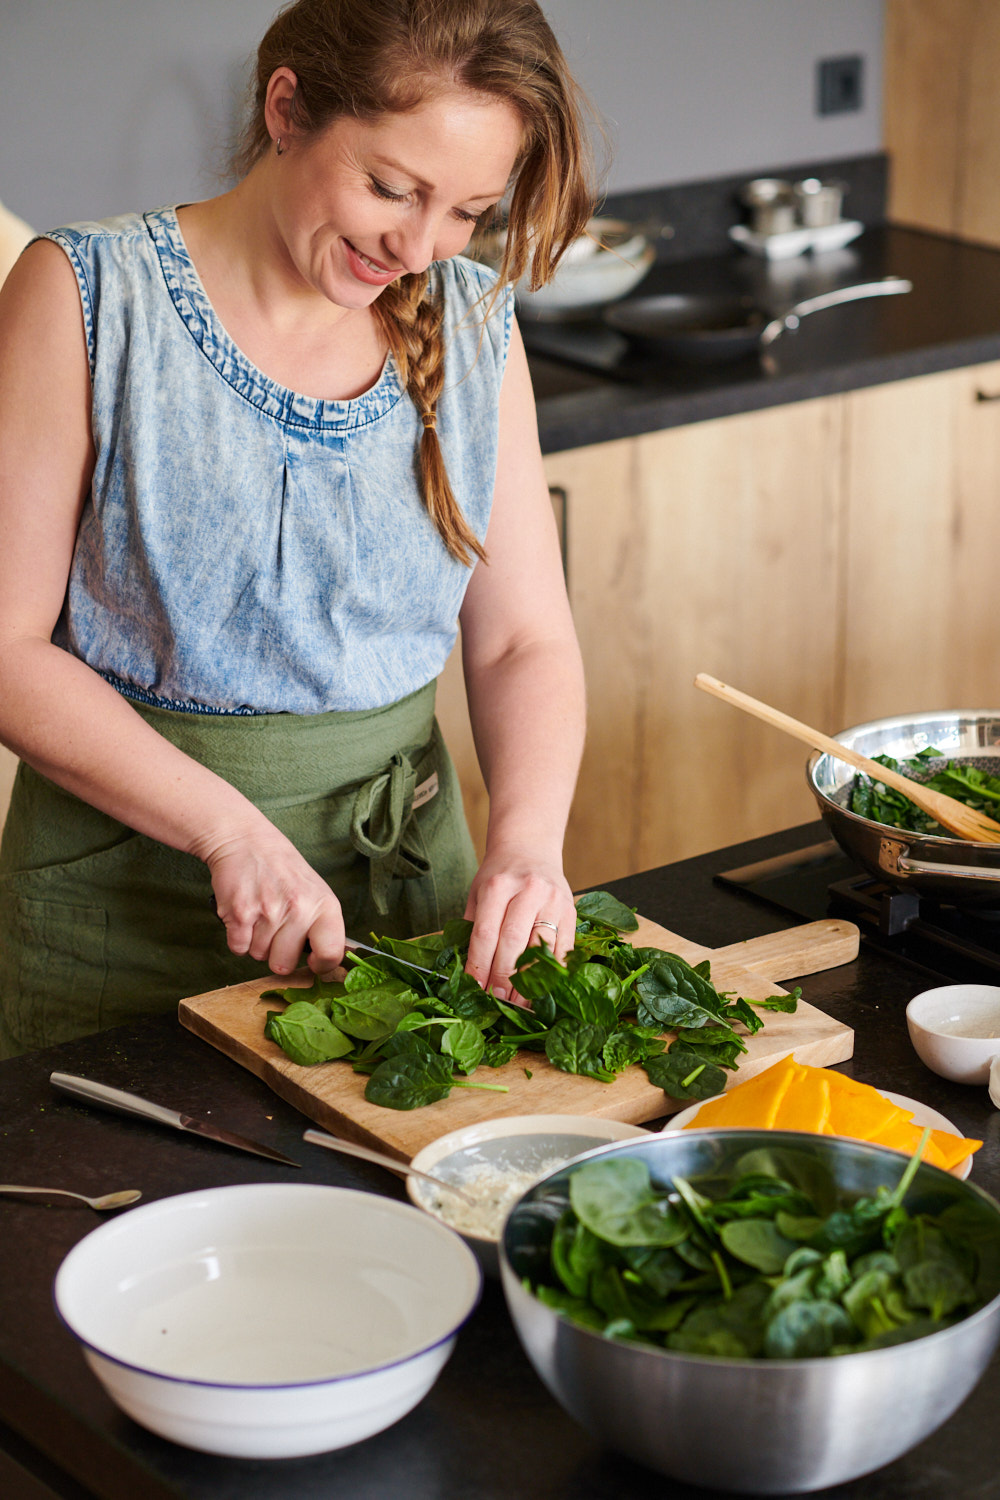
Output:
top-left (532, 919), bottom-right (559, 934)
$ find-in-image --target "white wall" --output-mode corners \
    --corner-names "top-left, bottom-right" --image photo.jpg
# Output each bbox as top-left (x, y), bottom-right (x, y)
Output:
top-left (1, 0), bottom-right (883, 234)
top-left (1, 0), bottom-right (278, 230)
top-left (544, 0), bottom-right (884, 192)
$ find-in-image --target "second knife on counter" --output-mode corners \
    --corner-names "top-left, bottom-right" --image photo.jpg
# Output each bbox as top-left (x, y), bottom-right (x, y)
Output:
top-left (49, 1072), bottom-right (302, 1167)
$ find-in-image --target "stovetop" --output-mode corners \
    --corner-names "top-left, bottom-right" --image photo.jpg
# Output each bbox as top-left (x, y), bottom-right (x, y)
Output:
top-left (716, 837), bottom-right (1000, 985)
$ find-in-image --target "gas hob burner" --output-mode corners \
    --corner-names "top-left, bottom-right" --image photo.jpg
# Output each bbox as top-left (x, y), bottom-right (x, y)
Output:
top-left (827, 872), bottom-right (1000, 981)
top-left (717, 836), bottom-right (1000, 987)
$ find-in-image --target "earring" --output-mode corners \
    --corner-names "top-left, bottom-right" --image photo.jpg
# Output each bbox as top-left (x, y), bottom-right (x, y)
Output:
top-left (275, 136), bottom-right (284, 156)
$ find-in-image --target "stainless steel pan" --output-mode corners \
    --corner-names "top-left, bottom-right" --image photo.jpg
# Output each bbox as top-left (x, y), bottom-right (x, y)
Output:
top-left (808, 709), bottom-right (1000, 905)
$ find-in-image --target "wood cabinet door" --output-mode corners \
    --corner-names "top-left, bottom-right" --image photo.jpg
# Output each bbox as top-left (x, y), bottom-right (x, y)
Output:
top-left (0, 746), bottom-right (16, 831)
top-left (840, 361), bottom-right (1000, 725)
top-left (438, 365), bottom-right (1000, 895)
top-left (434, 486), bottom-right (569, 861)
top-left (885, 0), bottom-right (1000, 247)
top-left (551, 400), bottom-right (844, 887)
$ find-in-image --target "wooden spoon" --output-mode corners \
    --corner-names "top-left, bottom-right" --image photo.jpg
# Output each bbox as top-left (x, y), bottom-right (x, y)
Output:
top-left (694, 673), bottom-right (1000, 845)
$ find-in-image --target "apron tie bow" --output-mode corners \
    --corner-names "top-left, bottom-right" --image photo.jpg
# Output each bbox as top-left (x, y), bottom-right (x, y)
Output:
top-left (349, 752), bottom-right (431, 915)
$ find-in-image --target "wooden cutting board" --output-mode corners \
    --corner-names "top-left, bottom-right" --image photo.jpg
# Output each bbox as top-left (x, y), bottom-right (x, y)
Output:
top-left (179, 916), bottom-right (857, 1161)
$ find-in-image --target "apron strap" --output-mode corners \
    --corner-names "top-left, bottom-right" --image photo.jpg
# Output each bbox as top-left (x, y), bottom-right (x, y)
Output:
top-left (349, 752), bottom-right (432, 915)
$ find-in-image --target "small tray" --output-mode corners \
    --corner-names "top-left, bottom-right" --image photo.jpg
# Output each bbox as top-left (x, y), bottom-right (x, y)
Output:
top-left (729, 219), bottom-right (864, 261)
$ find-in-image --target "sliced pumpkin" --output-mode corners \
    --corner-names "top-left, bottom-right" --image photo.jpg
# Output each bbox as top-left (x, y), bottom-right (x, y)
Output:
top-left (771, 1065), bottom-right (831, 1134)
top-left (872, 1116), bottom-right (950, 1170)
top-left (928, 1127), bottom-right (984, 1171)
top-left (685, 1054), bottom-right (797, 1130)
top-left (825, 1079), bottom-right (910, 1142)
top-left (680, 1055), bottom-right (982, 1173)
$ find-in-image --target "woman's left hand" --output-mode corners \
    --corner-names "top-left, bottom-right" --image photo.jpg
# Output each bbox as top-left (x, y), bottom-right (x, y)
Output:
top-left (463, 843), bottom-right (578, 1003)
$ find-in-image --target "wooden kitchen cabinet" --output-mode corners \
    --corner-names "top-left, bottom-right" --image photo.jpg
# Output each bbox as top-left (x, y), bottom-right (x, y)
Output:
top-left (439, 362), bottom-right (1000, 893)
top-left (840, 360), bottom-right (1000, 723)
top-left (435, 487), bottom-right (567, 865)
top-left (0, 746), bottom-right (15, 830)
top-left (884, 0), bottom-right (1000, 248)
top-left (548, 401), bottom-right (844, 887)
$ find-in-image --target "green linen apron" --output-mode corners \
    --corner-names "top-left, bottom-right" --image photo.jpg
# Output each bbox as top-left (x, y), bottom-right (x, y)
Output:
top-left (0, 681), bottom-right (476, 1058)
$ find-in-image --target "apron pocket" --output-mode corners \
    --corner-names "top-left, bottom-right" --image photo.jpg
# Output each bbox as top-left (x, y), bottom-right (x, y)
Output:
top-left (0, 884), bottom-right (108, 1055)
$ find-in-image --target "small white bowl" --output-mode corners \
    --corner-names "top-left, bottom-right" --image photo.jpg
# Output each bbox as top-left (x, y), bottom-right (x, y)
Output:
top-left (906, 984), bottom-right (1000, 1085)
top-left (54, 1183), bottom-right (481, 1458)
top-left (406, 1114), bottom-right (651, 1277)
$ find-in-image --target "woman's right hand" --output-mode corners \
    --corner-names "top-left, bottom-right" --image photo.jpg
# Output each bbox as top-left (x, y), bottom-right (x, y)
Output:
top-left (204, 827), bottom-right (347, 981)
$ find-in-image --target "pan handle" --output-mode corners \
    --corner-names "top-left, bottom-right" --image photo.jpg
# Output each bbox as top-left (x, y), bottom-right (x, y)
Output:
top-left (889, 847), bottom-right (1000, 882)
top-left (760, 276), bottom-right (913, 347)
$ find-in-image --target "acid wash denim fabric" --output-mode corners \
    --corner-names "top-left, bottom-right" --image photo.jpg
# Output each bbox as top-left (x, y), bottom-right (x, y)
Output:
top-left (41, 208), bottom-right (514, 714)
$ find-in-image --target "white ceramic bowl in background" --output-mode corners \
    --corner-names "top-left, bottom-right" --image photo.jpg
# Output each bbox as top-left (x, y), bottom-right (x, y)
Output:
top-left (407, 1114), bottom-right (651, 1276)
top-left (54, 1183), bottom-right (481, 1458)
top-left (514, 217), bottom-right (656, 320)
top-left (906, 984), bottom-right (1000, 1084)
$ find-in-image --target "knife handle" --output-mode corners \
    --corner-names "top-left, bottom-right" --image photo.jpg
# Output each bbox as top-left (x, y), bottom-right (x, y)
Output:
top-left (50, 1073), bottom-right (182, 1130)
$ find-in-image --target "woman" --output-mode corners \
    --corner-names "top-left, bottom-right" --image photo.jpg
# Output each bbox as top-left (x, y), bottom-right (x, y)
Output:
top-left (0, 0), bottom-right (595, 1056)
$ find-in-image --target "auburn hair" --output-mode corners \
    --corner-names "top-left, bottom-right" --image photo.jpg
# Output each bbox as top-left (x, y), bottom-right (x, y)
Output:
top-left (234, 0), bottom-right (597, 564)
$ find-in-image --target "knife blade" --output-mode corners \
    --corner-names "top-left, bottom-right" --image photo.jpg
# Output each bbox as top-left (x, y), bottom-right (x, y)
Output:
top-left (49, 1072), bottom-right (301, 1167)
top-left (342, 936), bottom-right (438, 977)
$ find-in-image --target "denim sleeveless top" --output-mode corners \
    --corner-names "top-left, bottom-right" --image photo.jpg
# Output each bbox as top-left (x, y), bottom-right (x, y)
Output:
top-left (42, 208), bottom-right (514, 714)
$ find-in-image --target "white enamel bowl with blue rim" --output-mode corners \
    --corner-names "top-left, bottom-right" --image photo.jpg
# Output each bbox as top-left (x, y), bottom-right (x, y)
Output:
top-left (54, 1182), bottom-right (482, 1458)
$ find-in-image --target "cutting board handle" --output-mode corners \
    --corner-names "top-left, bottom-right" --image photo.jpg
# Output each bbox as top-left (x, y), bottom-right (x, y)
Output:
top-left (708, 919), bottom-right (859, 983)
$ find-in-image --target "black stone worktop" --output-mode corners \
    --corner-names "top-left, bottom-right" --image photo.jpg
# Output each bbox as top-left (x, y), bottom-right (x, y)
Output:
top-left (2, 821), bottom-right (1000, 1500)
top-left (527, 225), bottom-right (1000, 453)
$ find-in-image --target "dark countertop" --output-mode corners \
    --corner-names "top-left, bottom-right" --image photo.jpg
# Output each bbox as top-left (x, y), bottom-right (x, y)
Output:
top-left (527, 225), bottom-right (1000, 453)
top-left (3, 820), bottom-right (1000, 1500)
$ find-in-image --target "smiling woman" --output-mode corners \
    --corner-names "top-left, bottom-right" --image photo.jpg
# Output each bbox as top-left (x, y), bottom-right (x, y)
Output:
top-left (0, 0), bottom-right (598, 1057)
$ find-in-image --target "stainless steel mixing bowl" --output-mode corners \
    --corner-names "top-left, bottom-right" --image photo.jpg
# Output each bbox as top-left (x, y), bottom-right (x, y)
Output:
top-left (499, 1131), bottom-right (1000, 1496)
top-left (808, 709), bottom-right (1000, 905)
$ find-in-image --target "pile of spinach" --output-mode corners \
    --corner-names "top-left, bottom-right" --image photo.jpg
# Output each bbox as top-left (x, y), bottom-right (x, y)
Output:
top-left (528, 1144), bottom-right (999, 1358)
top-left (261, 891), bottom-right (798, 1111)
top-left (851, 746), bottom-right (1000, 835)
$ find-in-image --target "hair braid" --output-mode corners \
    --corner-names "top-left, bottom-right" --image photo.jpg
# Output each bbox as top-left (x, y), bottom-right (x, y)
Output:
top-left (375, 274), bottom-right (487, 567)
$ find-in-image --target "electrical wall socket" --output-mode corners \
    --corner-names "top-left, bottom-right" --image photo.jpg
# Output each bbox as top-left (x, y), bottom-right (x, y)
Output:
top-left (817, 55), bottom-right (864, 116)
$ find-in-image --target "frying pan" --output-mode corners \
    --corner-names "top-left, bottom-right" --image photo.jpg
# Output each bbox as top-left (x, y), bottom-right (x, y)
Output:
top-left (808, 708), bottom-right (1000, 907)
top-left (603, 276), bottom-right (912, 364)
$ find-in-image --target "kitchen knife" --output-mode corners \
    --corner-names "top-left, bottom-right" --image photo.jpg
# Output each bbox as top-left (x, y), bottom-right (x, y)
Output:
top-left (49, 1072), bottom-right (301, 1167)
top-left (342, 936), bottom-right (438, 977)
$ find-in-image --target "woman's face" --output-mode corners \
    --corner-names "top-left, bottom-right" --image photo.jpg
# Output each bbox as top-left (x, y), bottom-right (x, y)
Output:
top-left (267, 83), bottom-right (523, 310)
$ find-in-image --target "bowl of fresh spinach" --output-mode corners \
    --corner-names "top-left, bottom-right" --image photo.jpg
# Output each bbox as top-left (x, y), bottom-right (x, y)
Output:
top-left (499, 1130), bottom-right (1000, 1494)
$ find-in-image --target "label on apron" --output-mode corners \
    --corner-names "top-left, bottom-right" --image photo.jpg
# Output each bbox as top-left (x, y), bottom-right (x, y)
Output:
top-left (412, 771), bottom-right (439, 810)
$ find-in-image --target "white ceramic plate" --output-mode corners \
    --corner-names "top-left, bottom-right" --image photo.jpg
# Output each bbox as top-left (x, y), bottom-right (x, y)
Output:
top-left (663, 1088), bottom-right (973, 1179)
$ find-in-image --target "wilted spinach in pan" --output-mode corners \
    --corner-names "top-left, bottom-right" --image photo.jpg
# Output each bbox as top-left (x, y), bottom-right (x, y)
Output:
top-left (262, 896), bottom-right (799, 1111)
top-left (850, 746), bottom-right (1000, 835)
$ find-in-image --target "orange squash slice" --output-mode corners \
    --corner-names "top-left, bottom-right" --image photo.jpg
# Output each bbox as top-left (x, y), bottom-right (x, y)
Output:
top-left (679, 1056), bottom-right (982, 1173)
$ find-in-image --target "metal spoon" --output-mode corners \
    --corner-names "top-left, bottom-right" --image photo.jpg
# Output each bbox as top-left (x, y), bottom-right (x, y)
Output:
top-left (0, 1184), bottom-right (142, 1210)
top-left (302, 1129), bottom-right (477, 1205)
